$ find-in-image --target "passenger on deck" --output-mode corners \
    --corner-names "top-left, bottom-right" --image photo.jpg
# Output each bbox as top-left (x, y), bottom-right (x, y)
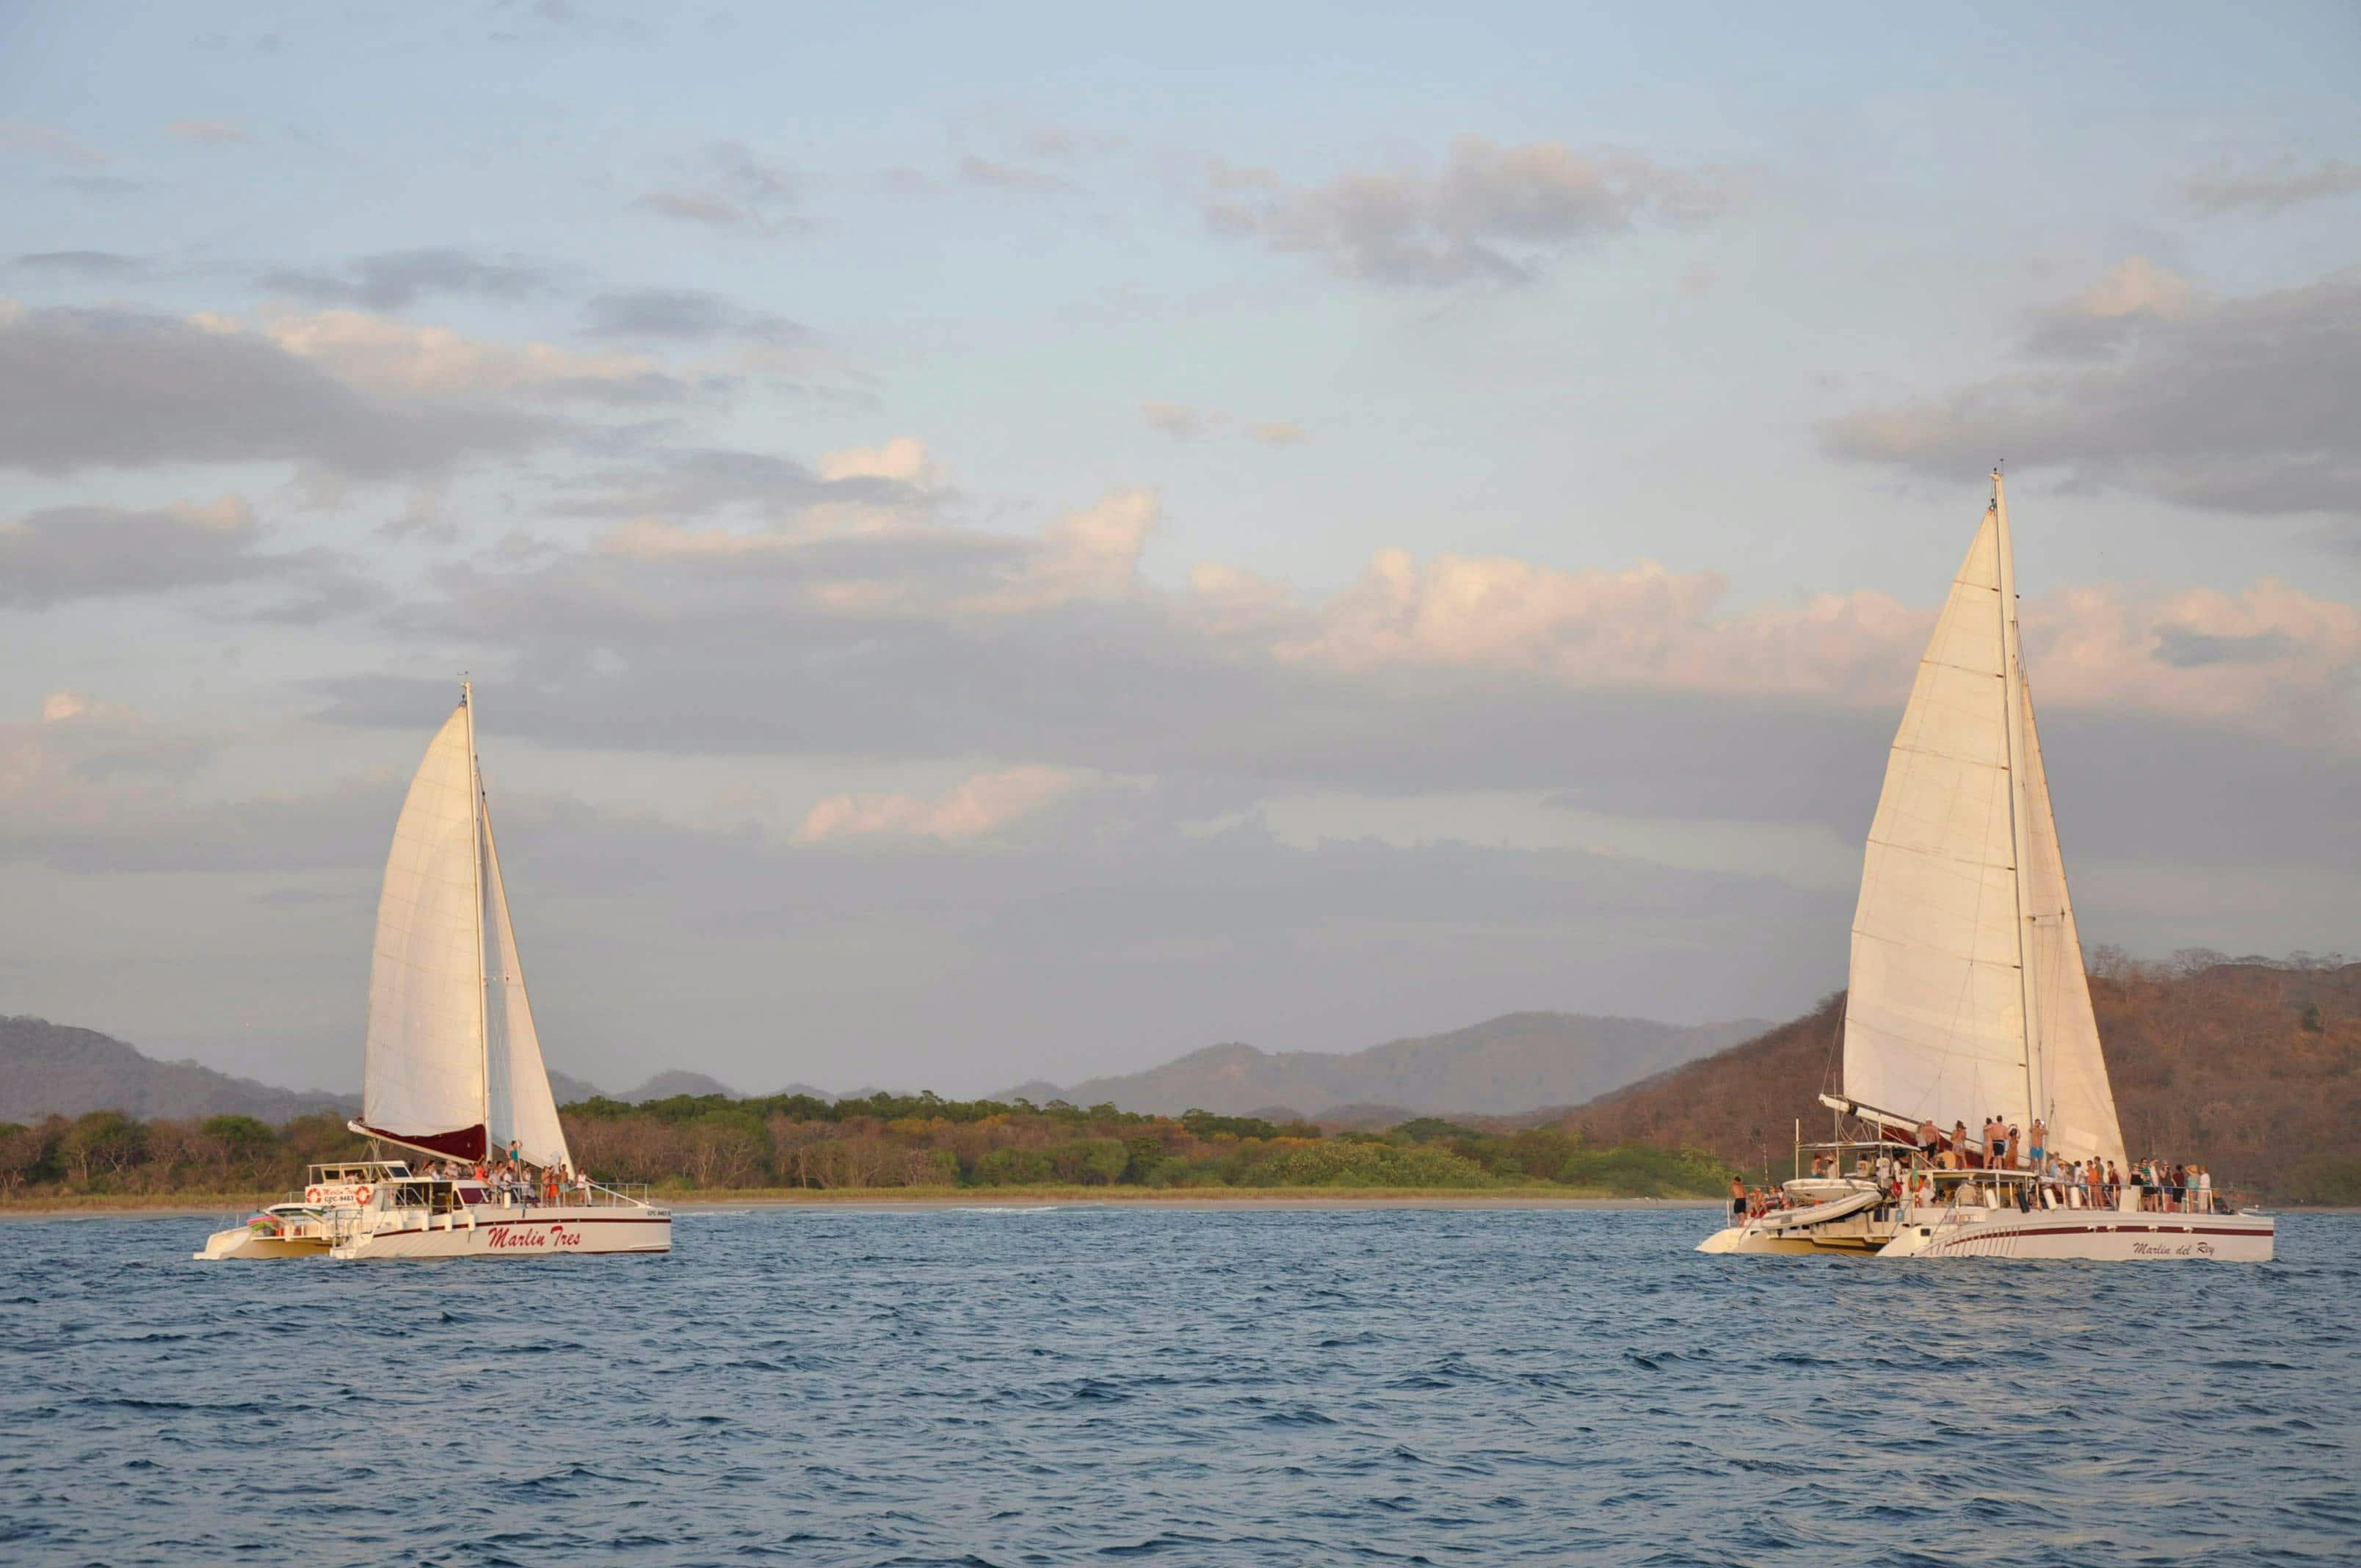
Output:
top-left (2028, 1117), bottom-right (2048, 1170)
top-left (1730, 1177), bottom-right (1746, 1227)
top-left (2196, 1165), bottom-right (2214, 1213)
top-left (1918, 1117), bottom-right (1940, 1158)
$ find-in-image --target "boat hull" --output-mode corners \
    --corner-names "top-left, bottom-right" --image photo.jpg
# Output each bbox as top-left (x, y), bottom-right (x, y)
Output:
top-left (1875, 1208), bottom-right (2273, 1261)
top-left (1701, 1207), bottom-right (2274, 1262)
top-left (332, 1207), bottom-right (671, 1259)
top-left (194, 1229), bottom-right (334, 1260)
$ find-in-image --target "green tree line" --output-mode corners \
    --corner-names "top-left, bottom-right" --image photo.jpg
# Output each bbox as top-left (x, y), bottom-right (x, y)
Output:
top-left (0, 1092), bottom-right (1730, 1199)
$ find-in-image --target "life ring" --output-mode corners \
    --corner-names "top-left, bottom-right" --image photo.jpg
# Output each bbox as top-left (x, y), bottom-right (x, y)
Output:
top-left (354, 1184), bottom-right (374, 1205)
top-left (305, 1186), bottom-right (323, 1203)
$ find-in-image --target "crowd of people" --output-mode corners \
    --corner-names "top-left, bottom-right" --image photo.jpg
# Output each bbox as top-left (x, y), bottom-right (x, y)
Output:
top-left (420, 1138), bottom-right (595, 1207)
top-left (1727, 1112), bottom-right (2229, 1225)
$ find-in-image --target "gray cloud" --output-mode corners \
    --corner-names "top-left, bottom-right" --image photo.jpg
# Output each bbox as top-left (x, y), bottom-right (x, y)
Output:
top-left (636, 140), bottom-right (809, 233)
top-left (1205, 137), bottom-right (1730, 287)
top-left (1822, 271), bottom-right (2361, 516)
top-left (258, 247), bottom-right (552, 310)
top-left (0, 500), bottom-right (369, 610)
top-left (2184, 157), bottom-right (2361, 214)
top-left (2152, 625), bottom-right (2297, 668)
top-left (581, 287), bottom-right (808, 344)
top-left (0, 303), bottom-right (551, 476)
top-left (10, 250), bottom-right (149, 280)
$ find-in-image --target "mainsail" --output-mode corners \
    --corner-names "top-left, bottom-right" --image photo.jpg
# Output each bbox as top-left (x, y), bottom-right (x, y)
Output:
top-left (1842, 478), bottom-right (2125, 1166)
top-left (358, 687), bottom-right (573, 1169)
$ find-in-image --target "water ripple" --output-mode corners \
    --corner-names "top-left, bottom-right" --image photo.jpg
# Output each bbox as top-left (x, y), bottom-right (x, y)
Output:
top-left (1, 1208), bottom-right (2356, 1566)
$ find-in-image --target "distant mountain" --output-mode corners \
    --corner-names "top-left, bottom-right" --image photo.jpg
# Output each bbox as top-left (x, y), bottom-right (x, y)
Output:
top-left (548, 1070), bottom-right (606, 1107)
top-left (998, 1012), bottom-right (1768, 1118)
top-left (0, 1015), bottom-right (356, 1125)
top-left (617, 1070), bottom-right (741, 1103)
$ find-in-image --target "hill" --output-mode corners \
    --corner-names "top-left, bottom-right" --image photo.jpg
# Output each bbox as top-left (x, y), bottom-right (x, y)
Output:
top-left (1000, 1012), bottom-right (1766, 1117)
top-left (1563, 953), bottom-right (2361, 1197)
top-left (0, 1015), bottom-right (357, 1125)
top-left (615, 1070), bottom-right (741, 1103)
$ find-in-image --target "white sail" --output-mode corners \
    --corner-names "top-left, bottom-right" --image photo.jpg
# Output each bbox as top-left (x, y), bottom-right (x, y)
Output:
top-left (361, 701), bottom-right (487, 1153)
top-left (479, 791), bottom-right (573, 1172)
top-left (1843, 512), bottom-right (2034, 1133)
top-left (2016, 672), bottom-right (2128, 1167)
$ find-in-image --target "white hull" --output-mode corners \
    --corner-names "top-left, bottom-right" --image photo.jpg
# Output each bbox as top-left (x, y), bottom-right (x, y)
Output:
top-left (197, 1202), bottom-right (670, 1261)
top-left (1700, 1206), bottom-right (2273, 1262)
top-left (1876, 1208), bottom-right (2272, 1261)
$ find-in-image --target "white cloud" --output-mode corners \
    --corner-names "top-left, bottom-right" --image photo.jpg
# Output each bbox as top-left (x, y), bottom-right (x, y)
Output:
top-left (261, 308), bottom-right (659, 398)
top-left (817, 435), bottom-right (935, 486)
top-left (794, 765), bottom-right (1081, 843)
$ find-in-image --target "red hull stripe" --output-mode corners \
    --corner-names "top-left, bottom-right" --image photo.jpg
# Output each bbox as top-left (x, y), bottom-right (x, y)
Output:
top-left (356, 1120), bottom-right (487, 1161)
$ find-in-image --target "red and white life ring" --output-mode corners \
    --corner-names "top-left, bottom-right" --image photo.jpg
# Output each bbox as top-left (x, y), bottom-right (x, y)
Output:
top-left (354, 1184), bottom-right (374, 1205)
top-left (304, 1186), bottom-right (324, 1203)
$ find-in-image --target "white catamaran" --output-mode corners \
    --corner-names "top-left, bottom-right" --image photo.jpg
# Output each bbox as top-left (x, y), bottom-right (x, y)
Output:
top-left (198, 685), bottom-right (670, 1260)
top-left (1700, 476), bottom-right (2273, 1261)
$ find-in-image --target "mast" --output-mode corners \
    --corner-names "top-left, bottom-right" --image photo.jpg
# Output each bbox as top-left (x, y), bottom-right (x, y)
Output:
top-left (1992, 472), bottom-right (2046, 1129)
top-left (463, 679), bottom-right (490, 1142)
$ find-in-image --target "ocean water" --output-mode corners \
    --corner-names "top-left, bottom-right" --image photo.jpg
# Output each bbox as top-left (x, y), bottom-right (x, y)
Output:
top-left (3, 1206), bottom-right (2355, 1567)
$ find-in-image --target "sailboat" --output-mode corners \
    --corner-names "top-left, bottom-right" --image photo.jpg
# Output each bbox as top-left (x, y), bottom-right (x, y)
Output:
top-left (1700, 476), bottom-right (2273, 1261)
top-left (197, 685), bottom-right (671, 1260)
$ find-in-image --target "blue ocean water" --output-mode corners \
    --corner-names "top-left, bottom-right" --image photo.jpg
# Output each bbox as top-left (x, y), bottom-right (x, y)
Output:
top-left (1, 1205), bottom-right (2355, 1567)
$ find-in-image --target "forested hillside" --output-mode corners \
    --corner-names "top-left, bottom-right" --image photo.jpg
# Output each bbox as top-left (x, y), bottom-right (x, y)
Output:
top-left (1564, 952), bottom-right (2361, 1201)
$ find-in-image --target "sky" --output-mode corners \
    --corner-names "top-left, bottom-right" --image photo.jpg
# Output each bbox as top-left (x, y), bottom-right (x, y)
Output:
top-left (1, 2), bottom-right (2357, 1099)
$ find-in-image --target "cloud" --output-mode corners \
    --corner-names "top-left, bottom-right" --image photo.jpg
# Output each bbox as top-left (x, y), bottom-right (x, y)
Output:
top-left (1824, 264), bottom-right (2361, 517)
top-left (1, 120), bottom-right (108, 167)
top-left (258, 307), bottom-right (675, 402)
top-left (580, 286), bottom-right (806, 345)
top-left (816, 435), bottom-right (935, 487)
top-left (10, 250), bottom-right (149, 280)
top-left (957, 156), bottom-right (1070, 193)
top-left (636, 139), bottom-right (809, 233)
top-left (2183, 157), bottom-right (2361, 214)
top-left (169, 120), bottom-right (247, 144)
top-left (258, 248), bottom-right (552, 311)
top-left (0, 302), bottom-right (552, 476)
top-left (0, 496), bottom-right (378, 618)
top-left (1141, 402), bottom-right (1309, 446)
top-left (1205, 135), bottom-right (1731, 286)
top-left (1142, 400), bottom-right (1203, 438)
top-left (794, 766), bottom-right (1081, 843)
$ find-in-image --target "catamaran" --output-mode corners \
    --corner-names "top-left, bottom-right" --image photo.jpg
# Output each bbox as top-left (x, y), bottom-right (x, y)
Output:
top-left (1700, 476), bottom-right (2272, 1261)
top-left (197, 685), bottom-right (670, 1260)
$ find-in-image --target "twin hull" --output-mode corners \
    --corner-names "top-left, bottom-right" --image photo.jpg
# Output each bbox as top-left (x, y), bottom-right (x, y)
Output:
top-left (197, 1204), bottom-right (671, 1261)
top-left (1701, 1207), bottom-right (2274, 1262)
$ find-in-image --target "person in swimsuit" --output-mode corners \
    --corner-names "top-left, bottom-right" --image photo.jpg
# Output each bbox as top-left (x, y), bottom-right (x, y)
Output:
top-left (1730, 1177), bottom-right (1747, 1226)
